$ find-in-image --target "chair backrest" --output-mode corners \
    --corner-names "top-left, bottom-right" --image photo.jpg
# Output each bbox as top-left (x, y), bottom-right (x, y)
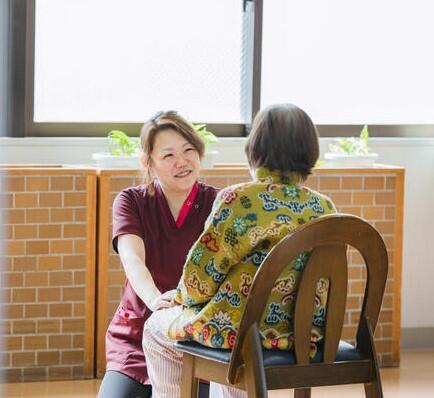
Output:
top-left (227, 214), bottom-right (388, 383)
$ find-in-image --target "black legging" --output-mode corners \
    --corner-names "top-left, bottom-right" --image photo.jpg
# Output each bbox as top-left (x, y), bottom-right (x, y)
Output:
top-left (97, 370), bottom-right (210, 398)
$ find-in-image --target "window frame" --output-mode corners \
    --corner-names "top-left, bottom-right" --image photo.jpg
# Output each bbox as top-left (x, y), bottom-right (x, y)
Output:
top-left (8, 0), bottom-right (434, 138)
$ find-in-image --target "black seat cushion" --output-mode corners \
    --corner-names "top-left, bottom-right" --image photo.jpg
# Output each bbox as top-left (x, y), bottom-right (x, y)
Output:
top-left (174, 340), bottom-right (364, 366)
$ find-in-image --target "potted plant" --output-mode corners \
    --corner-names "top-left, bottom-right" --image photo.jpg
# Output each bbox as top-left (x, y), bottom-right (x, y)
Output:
top-left (324, 125), bottom-right (378, 167)
top-left (191, 123), bottom-right (219, 168)
top-left (92, 130), bottom-right (141, 168)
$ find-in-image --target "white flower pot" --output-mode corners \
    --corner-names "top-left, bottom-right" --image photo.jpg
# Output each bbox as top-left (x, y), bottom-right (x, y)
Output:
top-left (324, 152), bottom-right (379, 168)
top-left (92, 152), bottom-right (141, 169)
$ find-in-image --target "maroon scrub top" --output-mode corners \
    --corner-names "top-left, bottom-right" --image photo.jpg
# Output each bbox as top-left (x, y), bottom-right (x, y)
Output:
top-left (105, 181), bottom-right (218, 384)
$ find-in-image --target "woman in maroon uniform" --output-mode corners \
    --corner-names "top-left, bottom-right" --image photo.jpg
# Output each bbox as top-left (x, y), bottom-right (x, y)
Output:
top-left (97, 111), bottom-right (218, 398)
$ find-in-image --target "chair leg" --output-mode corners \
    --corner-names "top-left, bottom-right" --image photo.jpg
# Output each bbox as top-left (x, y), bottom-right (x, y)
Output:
top-left (364, 381), bottom-right (382, 398)
top-left (180, 353), bottom-right (199, 398)
top-left (294, 388), bottom-right (311, 398)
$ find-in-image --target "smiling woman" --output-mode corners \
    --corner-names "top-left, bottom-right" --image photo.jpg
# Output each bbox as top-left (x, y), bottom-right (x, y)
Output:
top-left (97, 111), bottom-right (218, 398)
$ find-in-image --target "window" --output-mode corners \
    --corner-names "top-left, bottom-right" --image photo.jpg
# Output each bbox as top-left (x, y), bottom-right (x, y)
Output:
top-left (8, 0), bottom-right (434, 137)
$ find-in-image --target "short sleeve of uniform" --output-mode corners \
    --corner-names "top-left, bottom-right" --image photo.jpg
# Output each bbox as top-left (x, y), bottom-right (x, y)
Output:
top-left (112, 189), bottom-right (143, 253)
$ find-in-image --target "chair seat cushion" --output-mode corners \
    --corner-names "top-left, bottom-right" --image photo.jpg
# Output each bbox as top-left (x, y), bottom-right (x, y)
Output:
top-left (174, 340), bottom-right (364, 366)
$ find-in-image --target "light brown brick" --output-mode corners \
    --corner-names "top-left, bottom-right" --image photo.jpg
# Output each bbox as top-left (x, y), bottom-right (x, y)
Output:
top-left (385, 207), bottom-right (396, 220)
top-left (15, 193), bottom-right (38, 208)
top-left (13, 319), bottom-right (36, 334)
top-left (353, 191), bottom-right (374, 205)
top-left (108, 270), bottom-right (125, 284)
top-left (48, 366), bottom-right (72, 379)
top-left (1, 352), bottom-right (11, 367)
top-left (39, 255), bottom-right (62, 270)
top-left (364, 177), bottom-right (385, 190)
top-left (49, 335), bottom-right (72, 349)
top-left (51, 208), bottom-right (74, 222)
top-left (24, 335), bottom-right (47, 350)
top-left (75, 176), bottom-right (87, 190)
top-left (2, 368), bottom-right (23, 382)
top-left (110, 177), bottom-right (135, 192)
top-left (15, 225), bottom-right (38, 239)
top-left (49, 271), bottom-right (73, 286)
top-left (1, 272), bottom-right (24, 287)
top-left (1, 209), bottom-right (25, 224)
top-left (73, 239), bottom-right (86, 254)
top-left (375, 221), bottom-right (395, 235)
top-left (0, 288), bottom-right (11, 303)
top-left (4, 335), bottom-right (22, 350)
top-left (0, 256), bottom-right (13, 271)
top-left (37, 319), bottom-right (61, 333)
top-left (26, 240), bottom-right (49, 255)
top-left (348, 266), bottom-right (362, 279)
top-left (49, 303), bottom-right (72, 317)
top-left (12, 352), bottom-right (35, 367)
top-left (39, 193), bottom-right (62, 207)
top-left (74, 208), bottom-right (87, 222)
top-left (73, 271), bottom-right (85, 285)
top-left (0, 193), bottom-right (14, 208)
top-left (382, 294), bottom-right (393, 309)
top-left (61, 350), bottom-right (83, 365)
top-left (341, 177), bottom-right (363, 189)
top-left (329, 192), bottom-right (352, 206)
top-left (64, 192), bottom-right (86, 206)
top-left (386, 177), bottom-right (396, 189)
top-left (25, 272), bottom-right (49, 287)
top-left (62, 255), bottom-right (85, 269)
top-left (51, 176), bottom-right (74, 191)
top-left (379, 310), bottom-right (393, 323)
top-left (39, 224), bottom-right (62, 239)
top-left (63, 287), bottom-right (85, 300)
top-left (319, 177), bottom-right (341, 190)
top-left (23, 367), bottom-right (47, 381)
top-left (13, 288), bottom-right (36, 302)
top-left (73, 303), bottom-right (85, 317)
top-left (0, 224), bottom-right (13, 239)
top-left (63, 223), bottom-right (86, 238)
top-left (38, 287), bottom-right (61, 302)
top-left (0, 176), bottom-right (25, 192)
top-left (304, 176), bottom-right (319, 190)
top-left (346, 296), bottom-right (360, 310)
top-left (37, 351), bottom-right (60, 365)
top-left (26, 209), bottom-right (49, 223)
top-left (51, 240), bottom-right (74, 254)
top-left (72, 365), bottom-right (85, 378)
top-left (375, 192), bottom-right (396, 205)
top-left (350, 251), bottom-right (365, 265)
top-left (25, 303), bottom-right (48, 318)
top-left (26, 177), bottom-right (49, 191)
top-left (349, 280), bottom-right (366, 295)
top-left (3, 240), bottom-right (25, 255)
top-left (338, 206), bottom-right (362, 216)
top-left (3, 304), bottom-right (24, 319)
top-left (363, 206), bottom-right (384, 220)
top-left (63, 319), bottom-right (84, 333)
top-left (73, 334), bottom-right (84, 348)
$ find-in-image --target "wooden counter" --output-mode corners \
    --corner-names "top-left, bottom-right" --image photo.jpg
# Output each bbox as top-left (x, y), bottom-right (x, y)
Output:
top-left (0, 164), bottom-right (404, 382)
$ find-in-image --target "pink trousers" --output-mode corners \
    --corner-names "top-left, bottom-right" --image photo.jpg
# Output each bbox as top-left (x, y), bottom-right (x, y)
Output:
top-left (142, 306), bottom-right (247, 398)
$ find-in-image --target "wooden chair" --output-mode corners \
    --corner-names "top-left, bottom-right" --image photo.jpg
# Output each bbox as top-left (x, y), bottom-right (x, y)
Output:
top-left (175, 214), bottom-right (388, 398)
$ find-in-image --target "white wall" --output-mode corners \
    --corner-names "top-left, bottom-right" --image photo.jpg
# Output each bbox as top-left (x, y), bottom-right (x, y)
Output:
top-left (1, 136), bottom-right (433, 329)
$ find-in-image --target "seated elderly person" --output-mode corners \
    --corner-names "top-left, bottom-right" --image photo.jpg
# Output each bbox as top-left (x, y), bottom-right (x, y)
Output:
top-left (142, 103), bottom-right (336, 398)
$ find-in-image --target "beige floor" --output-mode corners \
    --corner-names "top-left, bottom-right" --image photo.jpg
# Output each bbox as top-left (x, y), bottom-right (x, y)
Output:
top-left (2, 350), bottom-right (434, 398)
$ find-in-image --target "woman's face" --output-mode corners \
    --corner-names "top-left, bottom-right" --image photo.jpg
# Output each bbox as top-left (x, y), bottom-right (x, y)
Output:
top-left (147, 129), bottom-right (201, 195)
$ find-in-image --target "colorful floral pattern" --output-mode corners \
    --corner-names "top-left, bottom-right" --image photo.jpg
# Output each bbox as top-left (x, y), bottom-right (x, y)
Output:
top-left (168, 167), bottom-right (336, 355)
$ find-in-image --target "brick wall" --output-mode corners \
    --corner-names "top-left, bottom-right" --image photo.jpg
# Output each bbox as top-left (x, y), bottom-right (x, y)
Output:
top-left (96, 166), bottom-right (404, 375)
top-left (0, 169), bottom-right (97, 382)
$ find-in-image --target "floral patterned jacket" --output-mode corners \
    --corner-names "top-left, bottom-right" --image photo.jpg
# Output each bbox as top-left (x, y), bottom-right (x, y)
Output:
top-left (167, 167), bottom-right (336, 355)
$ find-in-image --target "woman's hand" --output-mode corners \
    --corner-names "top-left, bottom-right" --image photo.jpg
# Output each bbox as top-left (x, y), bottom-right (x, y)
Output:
top-left (147, 289), bottom-right (178, 312)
